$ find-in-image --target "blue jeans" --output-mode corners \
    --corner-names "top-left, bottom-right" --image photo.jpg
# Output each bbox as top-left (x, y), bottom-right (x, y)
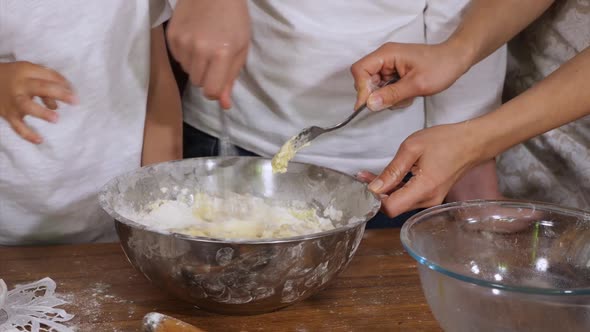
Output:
top-left (183, 123), bottom-right (418, 229)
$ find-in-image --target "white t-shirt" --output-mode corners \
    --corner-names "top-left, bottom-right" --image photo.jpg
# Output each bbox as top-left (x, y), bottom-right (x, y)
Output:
top-left (0, 0), bottom-right (171, 245)
top-left (182, 0), bottom-right (506, 175)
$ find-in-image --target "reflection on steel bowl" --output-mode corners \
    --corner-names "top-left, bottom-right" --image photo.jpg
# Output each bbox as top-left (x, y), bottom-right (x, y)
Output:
top-left (99, 157), bottom-right (380, 315)
top-left (402, 200), bottom-right (590, 332)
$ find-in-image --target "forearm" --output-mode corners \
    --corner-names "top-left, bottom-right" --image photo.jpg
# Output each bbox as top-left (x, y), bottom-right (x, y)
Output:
top-left (142, 26), bottom-right (183, 166)
top-left (472, 47), bottom-right (590, 161)
top-left (424, 0), bottom-right (507, 126)
top-left (448, 0), bottom-right (554, 68)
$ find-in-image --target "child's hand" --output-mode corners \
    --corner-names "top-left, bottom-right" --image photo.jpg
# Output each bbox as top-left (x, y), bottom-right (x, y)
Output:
top-left (0, 61), bottom-right (78, 144)
top-left (167, 0), bottom-right (251, 109)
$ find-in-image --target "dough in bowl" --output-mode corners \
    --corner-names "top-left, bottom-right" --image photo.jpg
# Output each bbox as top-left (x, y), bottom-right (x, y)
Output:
top-left (126, 192), bottom-right (337, 240)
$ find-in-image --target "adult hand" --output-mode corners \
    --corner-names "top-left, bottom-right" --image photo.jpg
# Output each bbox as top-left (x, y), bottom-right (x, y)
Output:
top-left (167, 0), bottom-right (251, 109)
top-left (0, 62), bottom-right (77, 144)
top-left (350, 41), bottom-right (472, 111)
top-left (357, 122), bottom-right (486, 217)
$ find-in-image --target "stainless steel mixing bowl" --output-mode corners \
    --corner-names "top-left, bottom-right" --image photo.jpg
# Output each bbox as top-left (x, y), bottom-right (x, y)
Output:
top-left (401, 200), bottom-right (590, 332)
top-left (99, 157), bottom-right (380, 315)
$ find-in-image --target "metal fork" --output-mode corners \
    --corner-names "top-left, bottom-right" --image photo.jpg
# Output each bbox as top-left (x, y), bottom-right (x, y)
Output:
top-left (218, 105), bottom-right (238, 156)
top-left (288, 74), bottom-right (401, 151)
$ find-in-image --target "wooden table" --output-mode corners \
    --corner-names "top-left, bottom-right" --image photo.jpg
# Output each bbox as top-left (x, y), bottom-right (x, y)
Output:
top-left (0, 229), bottom-right (440, 332)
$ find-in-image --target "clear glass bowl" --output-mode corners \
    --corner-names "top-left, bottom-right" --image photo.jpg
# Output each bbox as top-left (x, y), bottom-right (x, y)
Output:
top-left (0, 279), bottom-right (6, 309)
top-left (401, 200), bottom-right (590, 332)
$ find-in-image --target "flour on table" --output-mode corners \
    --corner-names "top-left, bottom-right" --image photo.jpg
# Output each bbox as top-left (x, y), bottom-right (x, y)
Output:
top-left (57, 281), bottom-right (138, 332)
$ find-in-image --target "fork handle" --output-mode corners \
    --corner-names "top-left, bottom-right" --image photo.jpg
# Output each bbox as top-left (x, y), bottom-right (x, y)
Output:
top-left (334, 74), bottom-right (402, 130)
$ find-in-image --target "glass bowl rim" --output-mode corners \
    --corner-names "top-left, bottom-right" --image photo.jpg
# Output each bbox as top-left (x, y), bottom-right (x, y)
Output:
top-left (400, 199), bottom-right (590, 296)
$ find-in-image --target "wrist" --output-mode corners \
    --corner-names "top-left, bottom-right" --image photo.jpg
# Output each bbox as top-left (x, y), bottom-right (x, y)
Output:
top-left (465, 112), bottom-right (513, 163)
top-left (444, 33), bottom-right (478, 74)
top-left (457, 118), bottom-right (494, 166)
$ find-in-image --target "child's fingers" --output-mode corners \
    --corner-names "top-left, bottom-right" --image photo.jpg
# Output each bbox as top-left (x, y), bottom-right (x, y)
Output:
top-left (27, 78), bottom-right (78, 104)
top-left (188, 56), bottom-right (208, 87)
top-left (41, 97), bottom-right (58, 110)
top-left (201, 55), bottom-right (232, 101)
top-left (219, 80), bottom-right (235, 110)
top-left (15, 95), bottom-right (58, 123)
top-left (8, 117), bottom-right (42, 144)
top-left (24, 62), bottom-right (71, 87)
top-left (218, 55), bottom-right (245, 109)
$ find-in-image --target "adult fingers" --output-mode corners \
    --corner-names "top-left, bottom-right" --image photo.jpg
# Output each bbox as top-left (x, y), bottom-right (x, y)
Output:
top-left (356, 170), bottom-right (377, 183)
top-left (368, 141), bottom-right (421, 194)
top-left (380, 175), bottom-right (441, 217)
top-left (351, 52), bottom-right (387, 110)
top-left (366, 76), bottom-right (418, 111)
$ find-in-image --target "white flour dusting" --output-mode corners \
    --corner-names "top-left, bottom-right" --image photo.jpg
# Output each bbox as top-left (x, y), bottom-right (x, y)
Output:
top-left (125, 192), bottom-right (338, 240)
top-left (57, 282), bottom-right (137, 332)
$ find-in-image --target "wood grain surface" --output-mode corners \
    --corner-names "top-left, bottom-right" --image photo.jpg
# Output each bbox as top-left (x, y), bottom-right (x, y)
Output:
top-left (0, 229), bottom-right (441, 332)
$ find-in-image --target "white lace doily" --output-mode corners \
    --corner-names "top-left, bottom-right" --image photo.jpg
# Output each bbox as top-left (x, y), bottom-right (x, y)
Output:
top-left (0, 277), bottom-right (74, 332)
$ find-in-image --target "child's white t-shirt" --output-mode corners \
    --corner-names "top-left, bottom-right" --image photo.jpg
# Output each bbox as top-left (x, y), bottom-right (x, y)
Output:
top-left (182, 0), bottom-right (507, 175)
top-left (0, 0), bottom-right (171, 245)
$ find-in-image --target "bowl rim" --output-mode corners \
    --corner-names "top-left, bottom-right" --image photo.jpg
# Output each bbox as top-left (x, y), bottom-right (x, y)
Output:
top-left (400, 199), bottom-right (590, 296)
top-left (99, 156), bottom-right (381, 244)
